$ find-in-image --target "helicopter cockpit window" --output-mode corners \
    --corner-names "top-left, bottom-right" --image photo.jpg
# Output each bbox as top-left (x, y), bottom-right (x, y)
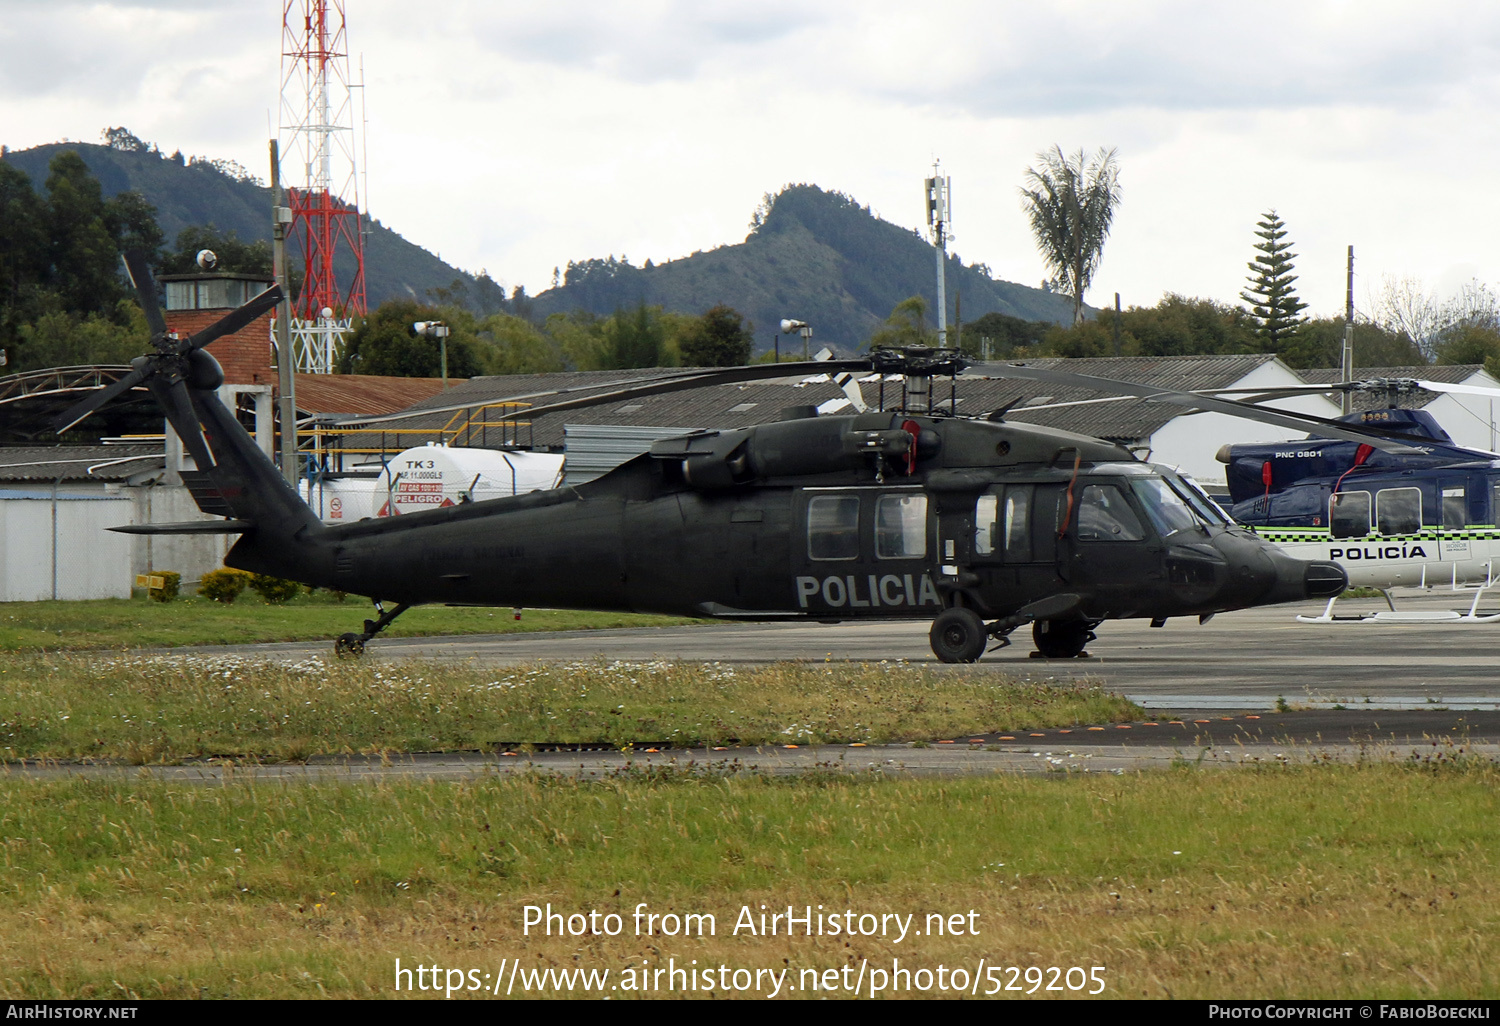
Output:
top-left (1376, 487), bottom-right (1422, 536)
top-left (1130, 477), bottom-right (1200, 537)
top-left (1330, 491), bottom-right (1371, 539)
top-left (1076, 484), bottom-right (1145, 542)
top-left (808, 496), bottom-right (860, 561)
top-left (876, 494), bottom-right (928, 559)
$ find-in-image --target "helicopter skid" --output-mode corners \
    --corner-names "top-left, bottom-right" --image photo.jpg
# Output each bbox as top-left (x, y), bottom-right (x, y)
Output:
top-left (1297, 610), bottom-right (1500, 624)
top-left (1297, 590), bottom-right (1500, 624)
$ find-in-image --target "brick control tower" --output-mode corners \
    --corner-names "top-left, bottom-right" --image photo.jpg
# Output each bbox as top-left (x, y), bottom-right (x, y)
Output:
top-left (160, 271), bottom-right (278, 466)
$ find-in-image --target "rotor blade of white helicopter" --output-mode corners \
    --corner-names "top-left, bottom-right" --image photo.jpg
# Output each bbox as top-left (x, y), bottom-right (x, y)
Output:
top-left (962, 362), bottom-right (1440, 453)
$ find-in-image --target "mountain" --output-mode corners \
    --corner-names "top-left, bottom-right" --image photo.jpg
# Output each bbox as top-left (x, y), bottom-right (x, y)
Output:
top-left (532, 184), bottom-right (1077, 352)
top-left (2, 141), bottom-right (477, 307)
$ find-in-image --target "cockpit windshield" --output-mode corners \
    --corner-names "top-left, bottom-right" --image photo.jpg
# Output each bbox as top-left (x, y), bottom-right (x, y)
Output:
top-left (1130, 476), bottom-right (1207, 537)
top-left (1166, 473), bottom-right (1232, 526)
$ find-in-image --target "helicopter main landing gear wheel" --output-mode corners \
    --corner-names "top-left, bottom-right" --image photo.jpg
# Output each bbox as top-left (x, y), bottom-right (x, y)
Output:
top-left (333, 601), bottom-right (411, 658)
top-left (1031, 619), bottom-right (1097, 659)
top-left (930, 607), bottom-right (988, 663)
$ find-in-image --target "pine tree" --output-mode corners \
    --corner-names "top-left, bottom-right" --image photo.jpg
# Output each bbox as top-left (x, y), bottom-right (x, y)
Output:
top-left (1240, 210), bottom-right (1308, 351)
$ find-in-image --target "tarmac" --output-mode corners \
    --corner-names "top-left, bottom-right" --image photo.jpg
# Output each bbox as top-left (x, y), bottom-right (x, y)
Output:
top-left (10, 588), bottom-right (1498, 783)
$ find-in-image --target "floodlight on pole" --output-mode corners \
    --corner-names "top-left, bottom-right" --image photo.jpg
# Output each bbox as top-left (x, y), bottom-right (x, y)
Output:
top-left (781, 319), bottom-right (811, 359)
top-left (414, 320), bottom-right (451, 388)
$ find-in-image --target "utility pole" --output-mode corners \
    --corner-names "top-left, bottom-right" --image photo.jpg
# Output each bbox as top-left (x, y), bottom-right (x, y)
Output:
top-left (270, 139), bottom-right (298, 487)
top-left (1342, 246), bottom-right (1355, 414)
top-left (1113, 293), bottom-right (1122, 357)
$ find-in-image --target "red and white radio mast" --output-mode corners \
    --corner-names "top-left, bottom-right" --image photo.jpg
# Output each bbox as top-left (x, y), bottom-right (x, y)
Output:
top-left (279, 0), bottom-right (367, 373)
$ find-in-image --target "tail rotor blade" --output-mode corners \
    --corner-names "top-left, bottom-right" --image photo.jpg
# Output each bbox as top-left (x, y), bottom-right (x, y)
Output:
top-left (53, 366), bottom-right (148, 433)
top-left (122, 250), bottom-right (167, 339)
top-left (185, 285), bottom-right (284, 352)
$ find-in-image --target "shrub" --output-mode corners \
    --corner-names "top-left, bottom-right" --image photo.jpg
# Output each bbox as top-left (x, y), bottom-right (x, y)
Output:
top-left (248, 573), bottom-right (302, 604)
top-left (197, 568), bottom-right (250, 604)
top-left (147, 570), bottom-right (180, 603)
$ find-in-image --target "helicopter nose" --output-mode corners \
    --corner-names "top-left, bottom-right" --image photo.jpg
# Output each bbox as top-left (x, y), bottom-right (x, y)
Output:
top-left (1265, 553), bottom-right (1347, 604)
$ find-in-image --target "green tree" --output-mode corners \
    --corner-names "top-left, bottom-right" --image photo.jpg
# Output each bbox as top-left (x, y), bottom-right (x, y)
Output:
top-left (679, 304), bottom-right (753, 366)
top-left (1283, 316), bottom-right (1424, 370)
top-left (599, 302), bottom-right (668, 369)
top-left (1020, 146), bottom-right (1121, 325)
top-left (338, 299), bottom-right (482, 378)
top-left (963, 311), bottom-right (1050, 359)
top-left (1033, 294), bottom-right (1256, 360)
top-left (0, 162), bottom-right (48, 357)
top-left (1435, 323), bottom-right (1500, 379)
top-left (43, 151), bottom-right (125, 314)
top-left (866, 296), bottom-right (937, 350)
top-left (1240, 211), bottom-right (1308, 354)
top-left (161, 225), bottom-right (273, 277)
top-left (474, 312), bottom-right (565, 375)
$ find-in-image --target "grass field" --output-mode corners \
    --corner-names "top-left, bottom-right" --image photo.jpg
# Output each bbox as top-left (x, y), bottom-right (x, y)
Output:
top-left (0, 595), bottom-right (700, 653)
top-left (0, 656), bottom-right (1138, 761)
top-left (1, 760), bottom-right (1496, 1000)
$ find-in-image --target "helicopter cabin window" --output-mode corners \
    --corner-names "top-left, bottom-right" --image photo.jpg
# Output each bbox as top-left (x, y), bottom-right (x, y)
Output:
top-left (1443, 487), bottom-right (1466, 529)
top-left (807, 496), bottom-right (860, 561)
top-left (1330, 491), bottom-right (1371, 538)
top-left (875, 494), bottom-right (928, 559)
top-left (1076, 484), bottom-right (1145, 542)
top-left (1376, 487), bottom-right (1422, 536)
top-left (974, 486), bottom-right (1033, 562)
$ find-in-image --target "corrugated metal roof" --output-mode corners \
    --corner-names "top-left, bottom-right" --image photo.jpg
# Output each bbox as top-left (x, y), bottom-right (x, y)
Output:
top-left (334, 355), bottom-right (1293, 452)
top-left (294, 374), bottom-right (448, 417)
top-left (0, 444), bottom-right (163, 482)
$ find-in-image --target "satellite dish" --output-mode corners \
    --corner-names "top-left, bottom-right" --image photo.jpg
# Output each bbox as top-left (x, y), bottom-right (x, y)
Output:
top-left (196, 249), bottom-right (218, 270)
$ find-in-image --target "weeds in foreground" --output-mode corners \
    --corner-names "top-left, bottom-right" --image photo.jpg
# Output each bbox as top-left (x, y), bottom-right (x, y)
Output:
top-left (0, 762), bottom-right (1495, 999)
top-left (0, 656), bottom-right (1137, 762)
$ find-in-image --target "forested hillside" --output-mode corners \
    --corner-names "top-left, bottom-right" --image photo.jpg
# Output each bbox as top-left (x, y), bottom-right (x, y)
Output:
top-left (534, 185), bottom-right (1077, 352)
top-left (3, 138), bottom-right (481, 308)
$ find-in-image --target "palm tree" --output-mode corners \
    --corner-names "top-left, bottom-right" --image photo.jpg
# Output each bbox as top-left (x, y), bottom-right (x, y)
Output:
top-left (1020, 146), bottom-right (1121, 325)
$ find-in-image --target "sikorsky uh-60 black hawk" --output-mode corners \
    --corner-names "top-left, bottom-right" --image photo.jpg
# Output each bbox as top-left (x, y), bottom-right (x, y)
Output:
top-left (67, 251), bottom-right (1440, 662)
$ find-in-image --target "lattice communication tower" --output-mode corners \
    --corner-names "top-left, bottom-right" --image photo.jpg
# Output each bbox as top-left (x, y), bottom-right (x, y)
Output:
top-left (279, 0), bottom-right (367, 373)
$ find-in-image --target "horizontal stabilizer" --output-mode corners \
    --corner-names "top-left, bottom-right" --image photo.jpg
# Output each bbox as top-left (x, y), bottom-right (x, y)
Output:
top-left (108, 520), bottom-right (253, 535)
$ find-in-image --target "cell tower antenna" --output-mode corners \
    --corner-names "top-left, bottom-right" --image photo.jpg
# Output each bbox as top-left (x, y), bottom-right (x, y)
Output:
top-left (279, 0), bottom-right (367, 374)
top-left (924, 162), bottom-right (952, 347)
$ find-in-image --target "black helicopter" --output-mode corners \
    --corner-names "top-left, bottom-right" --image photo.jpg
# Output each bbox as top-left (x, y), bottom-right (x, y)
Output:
top-left (65, 252), bottom-right (1439, 662)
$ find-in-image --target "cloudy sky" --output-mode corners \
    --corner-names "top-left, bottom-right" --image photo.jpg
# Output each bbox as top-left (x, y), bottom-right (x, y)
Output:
top-left (4, 0), bottom-right (1499, 319)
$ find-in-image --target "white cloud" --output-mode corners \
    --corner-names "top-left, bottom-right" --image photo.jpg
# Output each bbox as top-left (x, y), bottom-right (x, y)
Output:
top-left (4, 0), bottom-right (1500, 318)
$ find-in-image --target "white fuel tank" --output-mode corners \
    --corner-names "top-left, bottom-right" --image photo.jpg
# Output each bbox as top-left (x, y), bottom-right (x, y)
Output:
top-left (371, 445), bottom-right (564, 517)
top-left (299, 446), bottom-right (564, 524)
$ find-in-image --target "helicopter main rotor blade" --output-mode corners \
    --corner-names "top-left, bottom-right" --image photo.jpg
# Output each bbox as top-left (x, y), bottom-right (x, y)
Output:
top-left (963, 362), bottom-right (1440, 453)
top-left (122, 250), bottom-right (167, 340)
top-left (343, 359), bottom-right (874, 426)
top-left (184, 285), bottom-right (284, 352)
top-left (52, 364), bottom-right (149, 433)
top-left (164, 378), bottom-right (216, 469)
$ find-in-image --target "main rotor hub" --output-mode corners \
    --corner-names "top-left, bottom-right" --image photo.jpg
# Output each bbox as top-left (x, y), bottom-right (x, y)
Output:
top-left (868, 345), bottom-right (968, 378)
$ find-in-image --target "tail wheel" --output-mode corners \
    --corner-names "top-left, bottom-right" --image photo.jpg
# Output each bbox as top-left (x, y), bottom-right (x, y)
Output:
top-left (930, 607), bottom-right (988, 663)
top-left (1031, 619), bottom-right (1096, 659)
